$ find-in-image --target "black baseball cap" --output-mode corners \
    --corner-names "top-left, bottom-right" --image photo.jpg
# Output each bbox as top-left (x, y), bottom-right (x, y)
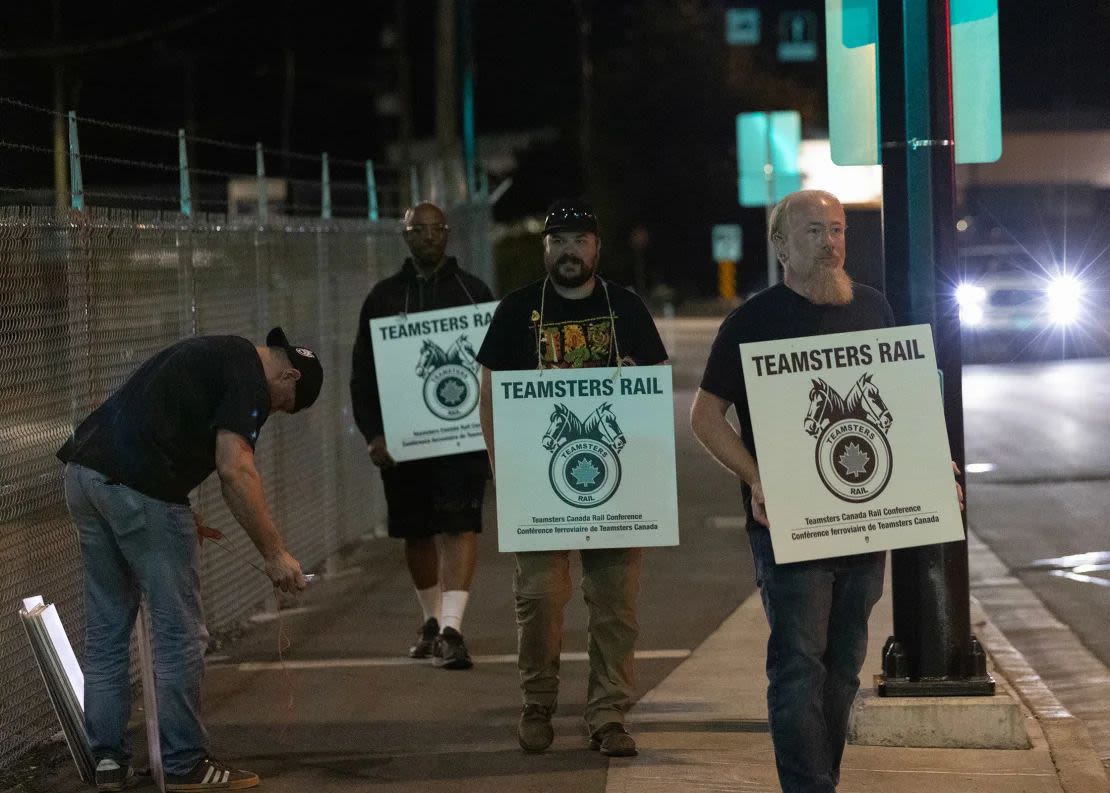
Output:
top-left (266, 326), bottom-right (323, 412)
top-left (543, 200), bottom-right (599, 236)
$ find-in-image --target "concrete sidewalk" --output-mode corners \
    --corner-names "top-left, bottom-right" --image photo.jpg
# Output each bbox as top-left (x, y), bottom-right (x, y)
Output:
top-left (608, 545), bottom-right (1109, 793)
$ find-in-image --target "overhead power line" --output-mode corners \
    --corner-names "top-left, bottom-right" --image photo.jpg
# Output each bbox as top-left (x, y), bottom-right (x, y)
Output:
top-left (0, 2), bottom-right (236, 60)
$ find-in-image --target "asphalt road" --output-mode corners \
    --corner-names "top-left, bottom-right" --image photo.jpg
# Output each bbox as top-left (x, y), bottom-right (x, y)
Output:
top-left (963, 356), bottom-right (1110, 763)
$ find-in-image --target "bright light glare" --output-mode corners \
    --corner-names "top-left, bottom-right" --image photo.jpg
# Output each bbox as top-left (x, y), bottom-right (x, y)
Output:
top-left (959, 303), bottom-right (984, 326)
top-left (956, 283), bottom-right (986, 325)
top-left (965, 463), bottom-right (995, 473)
top-left (1046, 275), bottom-right (1083, 325)
top-left (956, 283), bottom-right (987, 306)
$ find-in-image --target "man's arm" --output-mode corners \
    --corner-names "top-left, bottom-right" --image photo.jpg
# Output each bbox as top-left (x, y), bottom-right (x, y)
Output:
top-left (689, 388), bottom-right (768, 527)
top-left (215, 430), bottom-right (306, 592)
top-left (479, 366), bottom-right (495, 477)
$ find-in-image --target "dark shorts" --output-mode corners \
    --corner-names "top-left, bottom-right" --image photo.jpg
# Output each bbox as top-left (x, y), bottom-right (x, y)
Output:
top-left (381, 452), bottom-right (488, 539)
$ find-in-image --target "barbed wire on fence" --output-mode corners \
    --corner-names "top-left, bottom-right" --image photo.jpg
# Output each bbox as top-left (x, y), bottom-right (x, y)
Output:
top-left (0, 92), bottom-right (487, 219)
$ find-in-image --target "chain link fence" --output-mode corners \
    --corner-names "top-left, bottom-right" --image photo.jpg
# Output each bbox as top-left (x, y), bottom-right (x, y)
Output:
top-left (0, 201), bottom-right (493, 769)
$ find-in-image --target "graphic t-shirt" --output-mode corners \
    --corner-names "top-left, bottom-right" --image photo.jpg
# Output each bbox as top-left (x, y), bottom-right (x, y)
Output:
top-left (476, 278), bottom-right (667, 371)
top-left (57, 335), bottom-right (271, 504)
top-left (699, 282), bottom-right (895, 528)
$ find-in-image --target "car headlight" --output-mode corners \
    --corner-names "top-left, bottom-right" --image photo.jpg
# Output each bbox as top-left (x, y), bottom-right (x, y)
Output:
top-left (956, 283), bottom-right (986, 326)
top-left (1046, 275), bottom-right (1082, 325)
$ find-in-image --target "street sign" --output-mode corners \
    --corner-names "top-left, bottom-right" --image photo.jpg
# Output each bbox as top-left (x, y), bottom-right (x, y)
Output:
top-left (711, 224), bottom-right (743, 263)
top-left (726, 8), bottom-right (762, 45)
top-left (825, 0), bottom-right (1001, 165)
top-left (736, 111), bottom-right (802, 207)
top-left (778, 11), bottom-right (819, 62)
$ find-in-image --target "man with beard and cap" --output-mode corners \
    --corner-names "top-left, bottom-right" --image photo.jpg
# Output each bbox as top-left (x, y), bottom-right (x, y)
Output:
top-left (58, 327), bottom-right (322, 792)
top-left (350, 201), bottom-right (495, 670)
top-left (476, 199), bottom-right (667, 757)
top-left (690, 189), bottom-right (894, 793)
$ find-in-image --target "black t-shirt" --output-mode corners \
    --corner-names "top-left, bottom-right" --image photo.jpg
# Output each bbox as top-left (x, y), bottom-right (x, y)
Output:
top-left (57, 335), bottom-right (271, 504)
top-left (477, 277), bottom-right (667, 371)
top-left (699, 283), bottom-right (895, 526)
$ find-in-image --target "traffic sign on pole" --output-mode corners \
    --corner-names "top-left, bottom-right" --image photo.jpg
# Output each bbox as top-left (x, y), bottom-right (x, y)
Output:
top-left (711, 224), bottom-right (743, 263)
top-left (736, 111), bottom-right (802, 208)
top-left (725, 8), bottom-right (762, 45)
top-left (778, 11), bottom-right (819, 62)
top-left (825, 0), bottom-right (1001, 165)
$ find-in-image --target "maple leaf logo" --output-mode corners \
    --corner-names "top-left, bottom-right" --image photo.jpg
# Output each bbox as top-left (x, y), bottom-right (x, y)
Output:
top-left (438, 379), bottom-right (466, 406)
top-left (570, 456), bottom-right (601, 487)
top-left (837, 443), bottom-right (871, 478)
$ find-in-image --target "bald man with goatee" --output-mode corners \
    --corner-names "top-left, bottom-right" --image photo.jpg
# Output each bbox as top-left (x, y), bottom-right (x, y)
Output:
top-left (690, 190), bottom-right (894, 793)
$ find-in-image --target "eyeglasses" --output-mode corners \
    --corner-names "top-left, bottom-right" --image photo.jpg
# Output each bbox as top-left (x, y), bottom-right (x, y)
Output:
top-left (404, 223), bottom-right (449, 235)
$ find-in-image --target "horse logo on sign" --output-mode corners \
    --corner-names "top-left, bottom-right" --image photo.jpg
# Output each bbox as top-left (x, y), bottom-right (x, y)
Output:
top-left (415, 335), bottom-right (480, 420)
top-left (803, 373), bottom-right (894, 503)
top-left (541, 403), bottom-right (626, 508)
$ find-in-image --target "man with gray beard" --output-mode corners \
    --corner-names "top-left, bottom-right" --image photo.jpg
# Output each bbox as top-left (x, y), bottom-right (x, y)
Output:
top-left (690, 190), bottom-right (894, 793)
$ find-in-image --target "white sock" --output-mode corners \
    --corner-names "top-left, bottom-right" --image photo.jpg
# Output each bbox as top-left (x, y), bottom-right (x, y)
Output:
top-left (440, 590), bottom-right (470, 633)
top-left (416, 584), bottom-right (441, 623)
top-left (97, 759), bottom-right (121, 771)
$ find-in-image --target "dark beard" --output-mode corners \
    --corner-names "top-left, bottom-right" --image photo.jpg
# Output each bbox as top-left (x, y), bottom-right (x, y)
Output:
top-left (547, 255), bottom-right (595, 288)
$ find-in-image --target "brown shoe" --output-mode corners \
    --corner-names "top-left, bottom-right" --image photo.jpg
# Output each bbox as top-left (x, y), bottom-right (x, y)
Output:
top-left (589, 722), bottom-right (637, 757)
top-left (518, 704), bottom-right (554, 753)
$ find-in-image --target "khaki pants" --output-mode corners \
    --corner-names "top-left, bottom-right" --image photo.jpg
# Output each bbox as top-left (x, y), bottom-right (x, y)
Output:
top-left (513, 548), bottom-right (643, 732)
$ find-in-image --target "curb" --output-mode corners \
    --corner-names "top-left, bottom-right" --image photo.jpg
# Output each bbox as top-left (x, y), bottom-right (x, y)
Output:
top-left (972, 595), bottom-right (1110, 793)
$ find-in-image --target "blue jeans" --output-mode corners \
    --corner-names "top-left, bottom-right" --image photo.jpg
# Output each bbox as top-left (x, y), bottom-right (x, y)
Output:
top-left (64, 463), bottom-right (209, 775)
top-left (748, 528), bottom-right (885, 793)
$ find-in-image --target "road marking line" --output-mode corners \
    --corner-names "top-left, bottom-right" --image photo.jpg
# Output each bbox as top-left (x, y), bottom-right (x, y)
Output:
top-left (217, 648), bottom-right (690, 672)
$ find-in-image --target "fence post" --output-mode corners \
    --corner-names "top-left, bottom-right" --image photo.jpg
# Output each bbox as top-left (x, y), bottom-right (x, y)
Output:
top-left (178, 129), bottom-right (192, 218)
top-left (366, 160), bottom-right (379, 222)
top-left (67, 111), bottom-right (84, 212)
top-left (321, 152), bottom-right (332, 220)
top-left (409, 164), bottom-right (420, 207)
top-left (256, 143), bottom-right (268, 221)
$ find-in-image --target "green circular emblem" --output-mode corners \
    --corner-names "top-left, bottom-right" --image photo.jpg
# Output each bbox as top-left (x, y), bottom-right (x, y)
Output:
top-left (423, 363), bottom-right (479, 421)
top-left (549, 438), bottom-right (621, 508)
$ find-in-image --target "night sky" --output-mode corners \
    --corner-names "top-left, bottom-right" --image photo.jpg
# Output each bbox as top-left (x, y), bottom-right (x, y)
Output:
top-left (2, 1), bottom-right (1109, 294)
top-left (3, 1), bottom-right (1109, 162)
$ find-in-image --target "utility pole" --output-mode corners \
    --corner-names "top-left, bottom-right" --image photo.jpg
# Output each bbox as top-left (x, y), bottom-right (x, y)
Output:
top-left (435, 0), bottom-right (461, 201)
top-left (877, 0), bottom-right (991, 695)
top-left (458, 0), bottom-right (478, 198)
top-left (51, 0), bottom-right (67, 212)
top-left (395, 0), bottom-right (415, 202)
top-left (573, 0), bottom-right (594, 181)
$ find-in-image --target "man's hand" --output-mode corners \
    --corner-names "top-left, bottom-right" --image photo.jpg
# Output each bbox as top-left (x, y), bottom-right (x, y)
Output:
top-left (264, 549), bottom-right (307, 593)
top-left (193, 512), bottom-right (224, 547)
top-left (368, 435), bottom-right (395, 468)
top-left (953, 461), bottom-right (965, 512)
top-left (750, 479), bottom-right (770, 527)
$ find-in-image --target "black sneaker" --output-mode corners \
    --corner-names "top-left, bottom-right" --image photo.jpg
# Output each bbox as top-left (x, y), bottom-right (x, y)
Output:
top-left (589, 722), bottom-right (638, 757)
top-left (95, 759), bottom-right (134, 791)
top-left (164, 757), bottom-right (260, 791)
top-left (409, 617), bottom-right (440, 658)
top-left (518, 704), bottom-right (554, 752)
top-left (433, 627), bottom-right (473, 669)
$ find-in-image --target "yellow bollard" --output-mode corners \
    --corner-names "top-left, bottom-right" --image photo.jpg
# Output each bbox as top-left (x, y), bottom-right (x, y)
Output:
top-left (718, 260), bottom-right (736, 301)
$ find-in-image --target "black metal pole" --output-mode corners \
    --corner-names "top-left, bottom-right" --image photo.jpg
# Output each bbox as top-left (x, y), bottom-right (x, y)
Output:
top-left (877, 0), bottom-right (993, 696)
